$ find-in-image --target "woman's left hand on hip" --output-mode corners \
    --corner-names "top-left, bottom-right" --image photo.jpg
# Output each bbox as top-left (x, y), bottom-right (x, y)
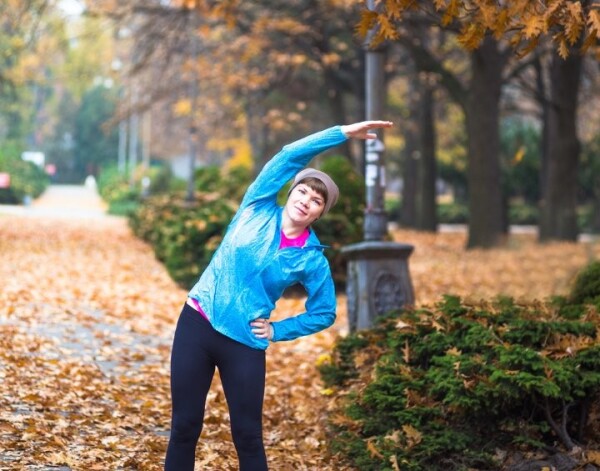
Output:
top-left (250, 319), bottom-right (273, 340)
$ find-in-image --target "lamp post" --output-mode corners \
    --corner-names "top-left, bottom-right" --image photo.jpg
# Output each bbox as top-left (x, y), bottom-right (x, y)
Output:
top-left (364, 33), bottom-right (387, 242)
top-left (342, 0), bottom-right (415, 331)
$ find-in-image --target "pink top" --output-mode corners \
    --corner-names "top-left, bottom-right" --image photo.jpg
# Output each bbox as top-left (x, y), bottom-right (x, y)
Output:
top-left (188, 297), bottom-right (210, 321)
top-left (279, 228), bottom-right (310, 249)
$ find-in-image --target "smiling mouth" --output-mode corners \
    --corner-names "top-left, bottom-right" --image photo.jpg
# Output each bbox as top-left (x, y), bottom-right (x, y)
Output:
top-left (294, 207), bottom-right (308, 216)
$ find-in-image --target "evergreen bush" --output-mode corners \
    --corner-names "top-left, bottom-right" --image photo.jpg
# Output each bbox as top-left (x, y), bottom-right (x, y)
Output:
top-left (569, 261), bottom-right (600, 307)
top-left (319, 295), bottom-right (600, 470)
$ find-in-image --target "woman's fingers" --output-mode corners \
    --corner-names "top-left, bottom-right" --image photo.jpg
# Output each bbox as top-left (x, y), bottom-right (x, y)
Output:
top-left (250, 319), bottom-right (272, 339)
top-left (341, 121), bottom-right (393, 139)
top-left (364, 120), bottom-right (393, 128)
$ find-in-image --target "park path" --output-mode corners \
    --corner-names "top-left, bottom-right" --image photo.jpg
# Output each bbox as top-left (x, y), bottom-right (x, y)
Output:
top-left (0, 185), bottom-right (349, 470)
top-left (0, 183), bottom-right (109, 219)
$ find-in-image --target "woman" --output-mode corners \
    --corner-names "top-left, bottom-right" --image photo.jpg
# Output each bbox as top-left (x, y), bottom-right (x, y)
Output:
top-left (164, 120), bottom-right (393, 471)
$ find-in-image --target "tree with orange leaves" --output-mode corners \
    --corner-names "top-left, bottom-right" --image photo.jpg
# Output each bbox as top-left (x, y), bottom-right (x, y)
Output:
top-left (359, 0), bottom-right (600, 59)
top-left (359, 0), bottom-right (599, 246)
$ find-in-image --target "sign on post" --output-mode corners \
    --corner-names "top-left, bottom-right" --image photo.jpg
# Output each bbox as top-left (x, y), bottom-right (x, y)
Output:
top-left (365, 138), bottom-right (385, 188)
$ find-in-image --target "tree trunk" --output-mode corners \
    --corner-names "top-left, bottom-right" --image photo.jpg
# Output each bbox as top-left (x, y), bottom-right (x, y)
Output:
top-left (417, 76), bottom-right (437, 231)
top-left (534, 58), bottom-right (550, 210)
top-left (245, 94), bottom-right (270, 177)
top-left (539, 49), bottom-right (583, 242)
top-left (465, 37), bottom-right (507, 249)
top-left (401, 70), bottom-right (421, 227)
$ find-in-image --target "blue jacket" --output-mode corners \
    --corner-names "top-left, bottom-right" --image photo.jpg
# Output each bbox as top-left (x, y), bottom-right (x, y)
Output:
top-left (187, 126), bottom-right (348, 350)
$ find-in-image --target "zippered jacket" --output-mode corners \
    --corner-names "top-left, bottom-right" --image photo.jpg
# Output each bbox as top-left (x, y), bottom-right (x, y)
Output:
top-left (188, 126), bottom-right (348, 350)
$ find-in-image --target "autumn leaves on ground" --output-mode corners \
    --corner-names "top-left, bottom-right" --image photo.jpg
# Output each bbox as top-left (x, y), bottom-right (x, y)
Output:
top-left (1, 193), bottom-right (598, 471)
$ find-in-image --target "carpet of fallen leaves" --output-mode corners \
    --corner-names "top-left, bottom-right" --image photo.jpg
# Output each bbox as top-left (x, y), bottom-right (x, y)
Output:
top-left (1, 208), bottom-right (598, 470)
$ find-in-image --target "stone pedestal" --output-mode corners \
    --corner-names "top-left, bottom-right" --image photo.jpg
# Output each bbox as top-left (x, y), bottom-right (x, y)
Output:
top-left (342, 241), bottom-right (414, 332)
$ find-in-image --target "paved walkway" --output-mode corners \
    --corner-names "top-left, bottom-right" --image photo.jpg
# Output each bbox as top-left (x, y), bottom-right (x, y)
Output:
top-left (0, 183), bottom-right (110, 220)
top-left (0, 186), bottom-right (181, 470)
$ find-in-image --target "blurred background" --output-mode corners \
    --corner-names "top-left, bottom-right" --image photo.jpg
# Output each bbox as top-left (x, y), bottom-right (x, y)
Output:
top-left (0, 0), bottom-right (598, 249)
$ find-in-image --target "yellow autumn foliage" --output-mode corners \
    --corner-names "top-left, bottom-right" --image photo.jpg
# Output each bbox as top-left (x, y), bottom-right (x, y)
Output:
top-left (361, 0), bottom-right (599, 57)
top-left (173, 98), bottom-right (192, 117)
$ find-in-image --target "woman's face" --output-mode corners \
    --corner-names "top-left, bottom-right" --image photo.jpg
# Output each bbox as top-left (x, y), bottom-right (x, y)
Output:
top-left (284, 183), bottom-right (326, 227)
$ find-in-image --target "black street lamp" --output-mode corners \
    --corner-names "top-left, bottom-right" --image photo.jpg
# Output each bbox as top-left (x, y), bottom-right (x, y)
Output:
top-left (342, 0), bottom-right (415, 331)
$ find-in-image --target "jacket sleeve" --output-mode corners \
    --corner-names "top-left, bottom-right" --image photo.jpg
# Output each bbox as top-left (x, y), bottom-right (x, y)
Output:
top-left (270, 257), bottom-right (337, 342)
top-left (239, 126), bottom-right (347, 210)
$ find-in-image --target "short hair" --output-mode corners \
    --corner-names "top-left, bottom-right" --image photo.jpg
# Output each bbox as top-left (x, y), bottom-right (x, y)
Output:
top-left (296, 177), bottom-right (328, 205)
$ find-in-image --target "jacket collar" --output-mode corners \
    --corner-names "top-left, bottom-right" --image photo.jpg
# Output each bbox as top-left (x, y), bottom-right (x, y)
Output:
top-left (305, 228), bottom-right (328, 249)
top-left (277, 207), bottom-right (328, 249)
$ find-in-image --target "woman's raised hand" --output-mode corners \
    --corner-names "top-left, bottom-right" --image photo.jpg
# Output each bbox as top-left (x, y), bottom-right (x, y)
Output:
top-left (341, 120), bottom-right (393, 140)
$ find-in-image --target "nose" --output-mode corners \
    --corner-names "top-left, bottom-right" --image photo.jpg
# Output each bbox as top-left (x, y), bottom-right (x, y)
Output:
top-left (299, 194), bottom-right (310, 207)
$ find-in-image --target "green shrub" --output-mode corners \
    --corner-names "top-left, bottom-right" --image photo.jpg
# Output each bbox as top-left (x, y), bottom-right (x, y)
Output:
top-left (97, 166), bottom-right (138, 215)
top-left (97, 164), bottom-right (175, 216)
top-left (194, 165), bottom-right (222, 193)
top-left (508, 201), bottom-right (539, 225)
top-left (570, 261), bottom-right (600, 307)
top-left (578, 204), bottom-right (600, 234)
top-left (0, 143), bottom-right (49, 204)
top-left (126, 164), bottom-right (251, 288)
top-left (107, 199), bottom-right (140, 217)
top-left (195, 164), bottom-right (252, 202)
top-left (318, 334), bottom-right (369, 387)
top-left (147, 165), bottom-right (176, 194)
top-left (222, 165), bottom-right (252, 202)
top-left (129, 193), bottom-right (237, 289)
top-left (438, 202), bottom-right (469, 224)
top-left (385, 195), bottom-right (402, 223)
top-left (319, 295), bottom-right (600, 470)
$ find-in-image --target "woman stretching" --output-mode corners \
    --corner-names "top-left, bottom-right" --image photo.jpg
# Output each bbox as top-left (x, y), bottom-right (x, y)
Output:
top-left (164, 120), bottom-right (393, 470)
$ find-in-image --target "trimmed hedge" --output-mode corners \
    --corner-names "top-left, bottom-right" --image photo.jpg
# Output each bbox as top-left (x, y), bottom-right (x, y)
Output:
top-left (129, 193), bottom-right (237, 289)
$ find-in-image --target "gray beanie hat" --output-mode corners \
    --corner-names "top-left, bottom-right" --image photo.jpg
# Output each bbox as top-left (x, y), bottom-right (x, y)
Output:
top-left (288, 168), bottom-right (339, 215)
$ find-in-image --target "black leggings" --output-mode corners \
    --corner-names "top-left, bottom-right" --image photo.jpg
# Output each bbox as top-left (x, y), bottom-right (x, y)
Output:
top-left (165, 304), bottom-right (267, 471)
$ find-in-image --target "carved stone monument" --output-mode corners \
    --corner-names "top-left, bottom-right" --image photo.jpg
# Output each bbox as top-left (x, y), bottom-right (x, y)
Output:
top-left (343, 241), bottom-right (414, 331)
